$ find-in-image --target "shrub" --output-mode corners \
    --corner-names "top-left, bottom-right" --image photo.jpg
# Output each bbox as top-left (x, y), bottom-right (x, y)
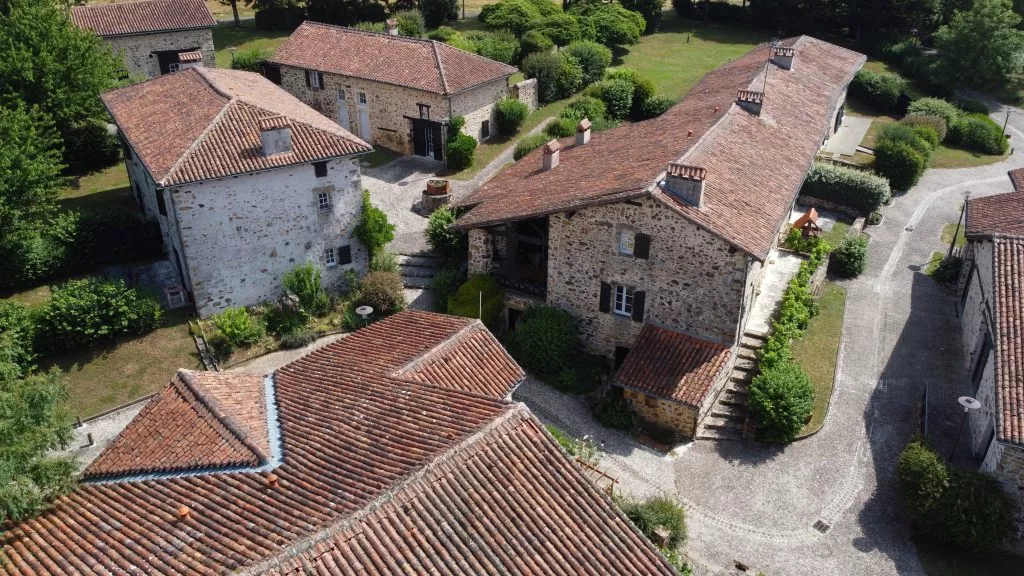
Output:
top-left (394, 9), bottom-right (425, 36)
top-left (426, 25), bottom-right (459, 41)
top-left (901, 114), bottom-right (947, 143)
top-left (519, 29), bottom-right (555, 59)
top-left (506, 305), bottom-right (577, 379)
top-left (447, 274), bottom-right (505, 330)
top-left (906, 97), bottom-right (961, 127)
top-left (431, 265), bottom-right (465, 312)
top-left (426, 205), bottom-right (467, 261)
top-left (800, 162), bottom-right (892, 214)
top-left (561, 95), bottom-right (606, 122)
top-left (522, 51), bottom-right (563, 103)
top-left (526, 13), bottom-right (582, 46)
top-left (369, 251), bottom-right (399, 273)
top-left (783, 227), bottom-right (824, 255)
top-left (495, 98), bottom-right (529, 134)
top-left (897, 438), bottom-right (949, 517)
top-left (622, 497), bottom-right (687, 548)
top-left (63, 118), bottom-right (121, 174)
top-left (279, 330), bottom-right (317, 350)
top-left (591, 394), bottom-right (634, 430)
top-left (591, 116), bottom-right (620, 132)
top-left (263, 306), bottom-right (306, 336)
top-left (874, 139), bottom-right (927, 192)
top-left (544, 117), bottom-right (576, 138)
top-left (354, 21), bottom-right (386, 32)
top-left (422, 0), bottom-right (458, 26)
top-left (465, 29), bottom-right (519, 64)
top-left (849, 69), bottom-right (906, 113)
top-left (446, 133), bottom-right (477, 171)
top-left (231, 47), bottom-right (272, 72)
top-left (598, 78), bottom-right (634, 119)
top-left (931, 254), bottom-right (963, 283)
top-left (479, 0), bottom-right (548, 34)
top-left (354, 190), bottom-right (395, 258)
top-left (562, 40), bottom-right (612, 85)
top-left (355, 271), bottom-right (405, 316)
top-left (878, 122), bottom-right (936, 160)
top-left (571, 2), bottom-right (645, 46)
top-left (956, 97), bottom-right (990, 115)
top-left (212, 307), bottom-right (265, 350)
top-left (831, 235), bottom-right (869, 278)
top-left (0, 301), bottom-right (36, 375)
top-left (636, 94), bottom-right (675, 119)
top-left (920, 468), bottom-right (1015, 552)
top-left (948, 113), bottom-right (1008, 155)
top-left (748, 361), bottom-right (815, 443)
top-left (606, 68), bottom-right (654, 119)
top-left (514, 133), bottom-right (550, 160)
top-left (447, 115), bottom-right (466, 138)
top-left (556, 54), bottom-right (585, 99)
top-left (282, 263), bottom-right (331, 317)
top-left (34, 278), bottom-right (162, 354)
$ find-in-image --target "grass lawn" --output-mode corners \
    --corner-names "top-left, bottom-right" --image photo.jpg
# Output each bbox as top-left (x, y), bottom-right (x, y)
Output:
top-left (213, 22), bottom-right (291, 68)
top-left (941, 222), bottom-right (966, 249)
top-left (60, 163), bottom-right (137, 213)
top-left (822, 220), bottom-right (851, 248)
top-left (41, 310), bottom-right (201, 418)
top-left (914, 531), bottom-right (1024, 576)
top-left (924, 251), bottom-right (945, 277)
top-left (2, 285), bottom-right (53, 309)
top-left (792, 282), bottom-right (846, 437)
top-left (856, 115), bottom-right (1005, 169)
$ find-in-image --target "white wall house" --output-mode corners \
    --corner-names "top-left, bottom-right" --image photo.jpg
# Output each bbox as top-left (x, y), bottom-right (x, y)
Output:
top-left (104, 67), bottom-right (372, 317)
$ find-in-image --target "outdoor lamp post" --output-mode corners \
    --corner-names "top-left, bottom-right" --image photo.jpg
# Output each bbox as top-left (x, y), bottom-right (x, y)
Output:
top-left (949, 396), bottom-right (982, 462)
top-left (355, 305), bottom-right (373, 327)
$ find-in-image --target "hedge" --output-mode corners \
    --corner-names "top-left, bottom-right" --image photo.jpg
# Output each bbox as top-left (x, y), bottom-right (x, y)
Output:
top-left (544, 117), bottom-right (576, 138)
top-left (874, 139), bottom-right (927, 192)
top-left (514, 133), bottom-right (550, 160)
top-left (800, 162), bottom-right (891, 214)
top-left (446, 133), bottom-right (477, 171)
top-left (636, 94), bottom-right (675, 119)
top-left (495, 98), bottom-right (529, 134)
top-left (506, 305), bottom-right (578, 379)
top-left (447, 274), bottom-right (505, 330)
top-left (948, 113), bottom-right (1008, 155)
top-left (598, 77), bottom-right (633, 119)
top-left (901, 114), bottom-right (947, 143)
top-left (849, 69), bottom-right (906, 113)
top-left (522, 51), bottom-right (581, 103)
top-left (906, 97), bottom-right (960, 127)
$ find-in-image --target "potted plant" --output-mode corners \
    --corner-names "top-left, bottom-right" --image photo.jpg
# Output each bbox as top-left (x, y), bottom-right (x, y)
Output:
top-left (426, 179), bottom-right (450, 196)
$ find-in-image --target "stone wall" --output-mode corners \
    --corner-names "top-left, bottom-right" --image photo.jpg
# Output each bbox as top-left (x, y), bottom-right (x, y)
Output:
top-left (468, 228), bottom-right (493, 274)
top-left (451, 78), bottom-right (510, 142)
top-left (105, 28), bottom-right (215, 79)
top-left (623, 389), bottom-right (698, 438)
top-left (982, 440), bottom-right (1024, 540)
top-left (511, 78), bottom-right (538, 112)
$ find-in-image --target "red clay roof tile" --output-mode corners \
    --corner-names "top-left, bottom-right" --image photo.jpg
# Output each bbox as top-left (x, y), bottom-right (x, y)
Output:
top-left (1009, 168), bottom-right (1024, 192)
top-left (994, 238), bottom-right (1024, 446)
top-left (966, 191), bottom-right (1024, 239)
top-left (71, 0), bottom-right (215, 37)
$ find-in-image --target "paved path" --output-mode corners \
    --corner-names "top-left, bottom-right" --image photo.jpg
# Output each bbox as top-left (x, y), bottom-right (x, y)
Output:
top-left (824, 115), bottom-right (873, 156)
top-left (515, 107), bottom-right (1024, 575)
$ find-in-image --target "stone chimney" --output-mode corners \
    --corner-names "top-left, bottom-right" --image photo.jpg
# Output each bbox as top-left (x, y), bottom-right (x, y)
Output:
top-left (576, 118), bottom-right (591, 146)
top-left (258, 115), bottom-right (293, 156)
top-left (663, 162), bottom-right (706, 208)
top-left (737, 89), bottom-right (764, 116)
top-left (542, 140), bottom-right (560, 171)
top-left (772, 46), bottom-right (796, 70)
top-left (386, 18), bottom-right (399, 35)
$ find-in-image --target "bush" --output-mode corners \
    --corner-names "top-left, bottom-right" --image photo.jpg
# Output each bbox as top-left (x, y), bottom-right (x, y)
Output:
top-left (514, 133), bottom-right (550, 160)
top-left (591, 394), bottom-right (633, 430)
top-left (906, 97), bottom-right (961, 127)
top-left (282, 262), bottom-right (331, 317)
top-left (354, 21), bottom-right (386, 32)
top-left (544, 117), bottom-right (576, 138)
top-left (910, 124), bottom-right (940, 149)
top-left (948, 113), bottom-right (1008, 155)
top-left (426, 25), bottom-right (459, 41)
top-left (901, 114), bottom-right (947, 143)
top-left (606, 68), bottom-right (654, 119)
top-left (831, 235), bottom-right (868, 278)
top-left (598, 78), bottom-right (634, 119)
top-left (562, 40), bottom-right (612, 85)
top-left (931, 255), bottom-right (963, 283)
top-left (519, 29), bottom-right (555, 59)
top-left (571, 2), bottom-right (645, 47)
top-left (526, 13), bottom-right (582, 46)
top-left (465, 29), bottom-right (519, 64)
top-left (263, 306), bottom-right (306, 336)
top-left (63, 118), bottom-right (121, 174)
top-left (878, 122), bottom-right (936, 160)
top-left (279, 330), bottom-right (317, 350)
top-left (0, 301), bottom-right (36, 375)
top-left (522, 52), bottom-right (563, 103)
top-left (447, 274), bottom-right (505, 330)
top-left (956, 97), bottom-right (990, 115)
top-left (353, 190), bottom-right (395, 257)
top-left (897, 438), bottom-right (949, 517)
top-left (231, 47), bottom-right (272, 72)
top-left (555, 54), bottom-right (585, 99)
top-left (355, 271), bottom-right (405, 316)
top-left (506, 305), bottom-right (577, 379)
top-left (920, 468), bottom-right (1015, 552)
top-left (394, 9), bottom-right (425, 36)
top-left (431, 265), bottom-right (465, 312)
top-left (479, 0), bottom-right (550, 34)
top-left (874, 139), bottom-right (927, 192)
top-left (591, 116), bottom-right (620, 132)
top-left (447, 115), bottom-right (466, 138)
top-left (748, 361), bottom-right (815, 443)
top-left (622, 497), bottom-right (687, 548)
top-left (446, 133), bottom-right (477, 171)
top-left (426, 205), bottom-right (467, 261)
top-left (561, 95), bottom-right (606, 122)
top-left (212, 307), bottom-right (265, 351)
top-left (495, 98), bottom-right (529, 134)
top-left (849, 69), bottom-right (906, 113)
top-left (34, 278), bottom-right (162, 354)
top-left (369, 251), bottom-right (399, 273)
top-left (636, 94), bottom-right (675, 119)
top-left (800, 162), bottom-right (892, 214)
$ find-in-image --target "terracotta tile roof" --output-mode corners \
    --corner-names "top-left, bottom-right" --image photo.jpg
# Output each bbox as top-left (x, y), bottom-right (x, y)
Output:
top-left (177, 50), bottom-right (204, 63)
top-left (83, 370), bottom-right (270, 480)
top-left (391, 320), bottom-right (525, 398)
top-left (268, 22), bottom-right (518, 95)
top-left (1009, 168), bottom-right (1024, 192)
top-left (71, 0), bottom-right (215, 37)
top-left (0, 311), bottom-right (673, 575)
top-left (966, 191), bottom-right (1024, 239)
top-left (616, 324), bottom-right (732, 408)
top-left (454, 36), bottom-right (865, 261)
top-left (101, 67), bottom-right (371, 187)
top-left (994, 238), bottom-right (1024, 446)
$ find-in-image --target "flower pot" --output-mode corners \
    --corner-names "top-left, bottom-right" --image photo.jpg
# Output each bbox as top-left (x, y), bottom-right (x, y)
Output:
top-left (426, 179), bottom-right (450, 196)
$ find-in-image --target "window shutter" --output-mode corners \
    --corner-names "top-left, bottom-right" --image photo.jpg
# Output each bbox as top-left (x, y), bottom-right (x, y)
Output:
top-left (631, 291), bottom-right (646, 322)
top-left (633, 233), bottom-right (651, 259)
top-left (304, 70), bottom-right (311, 87)
top-left (316, 72), bottom-right (324, 88)
top-left (599, 282), bottom-right (611, 313)
top-left (338, 245), bottom-right (352, 265)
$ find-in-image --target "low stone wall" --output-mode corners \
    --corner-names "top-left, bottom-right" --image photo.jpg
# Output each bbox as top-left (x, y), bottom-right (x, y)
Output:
top-left (623, 388), bottom-right (698, 438)
top-left (512, 78), bottom-right (539, 112)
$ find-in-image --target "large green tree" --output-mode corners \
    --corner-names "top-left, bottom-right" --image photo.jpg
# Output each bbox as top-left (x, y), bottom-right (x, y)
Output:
top-left (0, 0), bottom-right (122, 172)
top-left (935, 0), bottom-right (1024, 89)
top-left (0, 105), bottom-right (66, 239)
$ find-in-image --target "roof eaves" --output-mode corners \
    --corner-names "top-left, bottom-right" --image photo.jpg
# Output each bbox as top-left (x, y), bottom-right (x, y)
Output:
top-left (452, 187), bottom-right (649, 230)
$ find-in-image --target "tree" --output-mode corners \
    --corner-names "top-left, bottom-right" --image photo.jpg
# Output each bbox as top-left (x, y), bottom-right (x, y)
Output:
top-left (748, 361), bottom-right (815, 443)
top-left (0, 105), bottom-right (66, 243)
top-left (422, 0), bottom-right (459, 26)
top-left (569, 1), bottom-right (645, 47)
top-left (219, 0), bottom-right (242, 25)
top-left (307, 0), bottom-right (388, 26)
top-left (0, 0), bottom-right (122, 173)
top-left (620, 0), bottom-right (662, 33)
top-left (934, 0), bottom-right (1024, 90)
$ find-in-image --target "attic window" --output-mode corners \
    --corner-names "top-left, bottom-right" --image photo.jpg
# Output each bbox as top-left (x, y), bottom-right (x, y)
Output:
top-left (314, 162), bottom-right (328, 178)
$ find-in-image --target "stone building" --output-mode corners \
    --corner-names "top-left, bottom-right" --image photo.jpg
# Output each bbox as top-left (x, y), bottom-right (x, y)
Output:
top-left (266, 21), bottom-right (525, 159)
top-left (71, 0), bottom-right (216, 79)
top-left (454, 37), bottom-right (864, 438)
top-left (957, 181), bottom-right (1024, 539)
top-left (101, 67), bottom-right (372, 317)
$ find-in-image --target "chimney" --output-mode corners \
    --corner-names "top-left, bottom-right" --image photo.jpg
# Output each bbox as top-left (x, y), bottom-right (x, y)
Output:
top-left (662, 162), bottom-right (706, 208)
top-left (736, 90), bottom-right (764, 116)
top-left (542, 140), bottom-right (560, 171)
top-left (386, 18), bottom-right (399, 35)
top-left (258, 115), bottom-right (292, 156)
top-left (576, 118), bottom-right (591, 146)
top-left (772, 46), bottom-right (796, 70)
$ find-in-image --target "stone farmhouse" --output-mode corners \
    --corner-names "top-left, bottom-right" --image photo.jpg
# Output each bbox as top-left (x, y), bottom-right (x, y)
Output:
top-left (0, 311), bottom-right (679, 575)
top-left (71, 0), bottom-right (216, 79)
top-left (957, 179), bottom-right (1024, 538)
top-left (102, 67), bottom-right (372, 317)
top-left (266, 21), bottom-right (529, 159)
top-left (453, 37), bottom-right (864, 439)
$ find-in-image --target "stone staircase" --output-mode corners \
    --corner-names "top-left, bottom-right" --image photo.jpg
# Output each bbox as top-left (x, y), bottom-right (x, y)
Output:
top-left (397, 253), bottom-right (440, 289)
top-left (696, 329), bottom-right (766, 441)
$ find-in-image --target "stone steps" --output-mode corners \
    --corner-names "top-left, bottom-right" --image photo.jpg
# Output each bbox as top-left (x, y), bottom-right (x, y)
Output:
top-left (398, 253), bottom-right (440, 289)
top-left (696, 328), bottom-right (766, 442)
top-left (695, 426), bottom-right (744, 441)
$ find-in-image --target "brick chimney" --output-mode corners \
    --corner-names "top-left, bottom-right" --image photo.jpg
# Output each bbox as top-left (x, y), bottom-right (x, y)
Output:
top-left (663, 162), bottom-right (706, 208)
top-left (737, 90), bottom-right (764, 116)
top-left (386, 18), bottom-right (399, 35)
top-left (576, 118), bottom-right (591, 146)
top-left (772, 46), bottom-right (796, 70)
top-left (258, 115), bottom-right (292, 156)
top-left (542, 140), bottom-right (560, 171)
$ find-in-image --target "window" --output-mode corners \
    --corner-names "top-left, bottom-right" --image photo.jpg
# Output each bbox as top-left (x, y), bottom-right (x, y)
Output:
top-left (168, 63), bottom-right (181, 73)
top-left (318, 192), bottom-right (331, 211)
top-left (156, 189), bottom-right (167, 216)
top-left (481, 120), bottom-right (490, 140)
top-left (308, 70), bottom-right (324, 89)
top-left (619, 230), bottom-right (635, 255)
top-left (418, 103), bottom-right (430, 119)
top-left (338, 89), bottom-right (346, 100)
top-left (313, 161), bottom-right (328, 178)
top-left (358, 92), bottom-right (367, 105)
top-left (613, 285), bottom-right (633, 316)
top-left (324, 247), bottom-right (337, 267)
top-left (337, 244), bottom-right (352, 265)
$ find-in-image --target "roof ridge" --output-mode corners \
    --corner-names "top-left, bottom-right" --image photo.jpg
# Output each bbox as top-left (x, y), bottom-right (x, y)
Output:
top-left (159, 89), bottom-right (234, 186)
top-left (431, 40), bottom-right (451, 95)
top-left (390, 319), bottom-right (483, 377)
top-left (176, 369), bottom-right (268, 464)
top-left (303, 19), bottom-right (436, 46)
